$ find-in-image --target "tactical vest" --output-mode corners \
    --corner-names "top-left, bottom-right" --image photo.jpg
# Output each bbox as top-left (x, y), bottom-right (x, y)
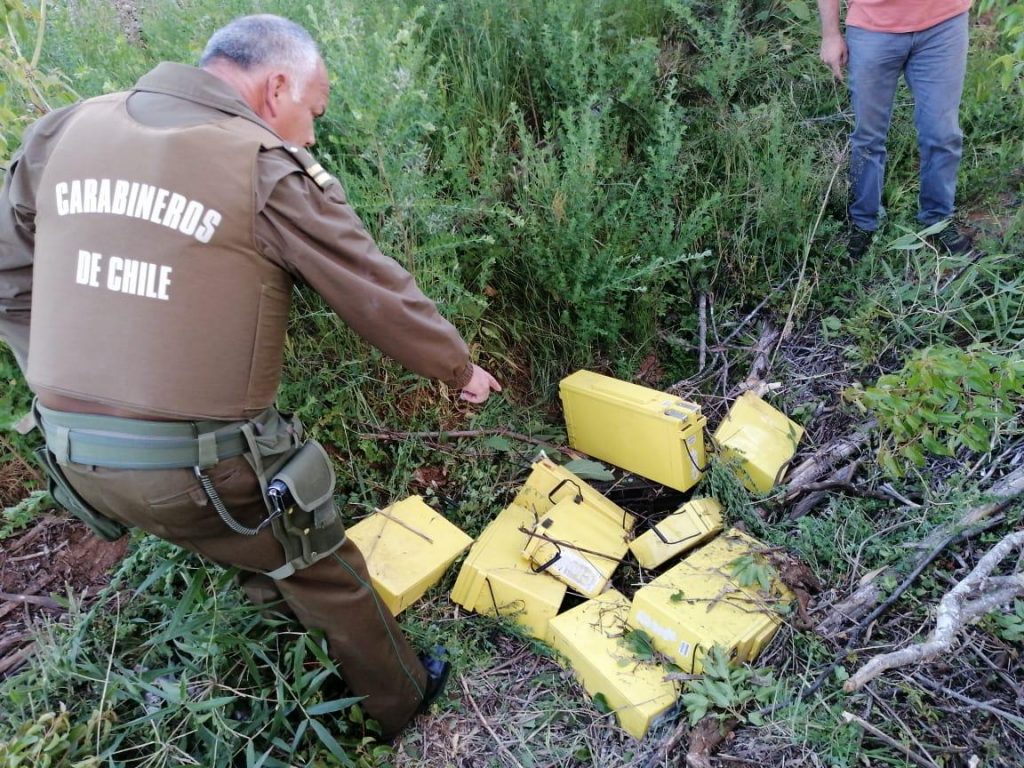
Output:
top-left (28, 93), bottom-right (294, 420)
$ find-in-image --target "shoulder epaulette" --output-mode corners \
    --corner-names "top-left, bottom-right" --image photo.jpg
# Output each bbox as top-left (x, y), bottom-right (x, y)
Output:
top-left (283, 145), bottom-right (338, 190)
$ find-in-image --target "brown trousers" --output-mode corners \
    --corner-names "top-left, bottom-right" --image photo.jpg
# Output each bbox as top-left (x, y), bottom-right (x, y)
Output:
top-left (61, 454), bottom-right (427, 738)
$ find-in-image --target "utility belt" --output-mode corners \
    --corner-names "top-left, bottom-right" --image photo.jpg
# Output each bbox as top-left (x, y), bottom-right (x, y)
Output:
top-left (32, 400), bottom-right (345, 580)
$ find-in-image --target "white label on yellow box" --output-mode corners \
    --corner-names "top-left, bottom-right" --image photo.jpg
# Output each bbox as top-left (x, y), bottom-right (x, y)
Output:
top-left (547, 549), bottom-right (603, 595)
top-left (634, 610), bottom-right (677, 643)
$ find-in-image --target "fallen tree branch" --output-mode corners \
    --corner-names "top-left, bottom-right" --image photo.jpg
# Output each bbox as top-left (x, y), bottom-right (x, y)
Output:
top-left (784, 421), bottom-right (875, 500)
top-left (727, 321), bottom-right (780, 399)
top-left (819, 463), bottom-right (1024, 637)
top-left (841, 712), bottom-right (940, 768)
top-left (913, 673), bottom-right (1024, 731)
top-left (845, 530), bottom-right (1024, 691)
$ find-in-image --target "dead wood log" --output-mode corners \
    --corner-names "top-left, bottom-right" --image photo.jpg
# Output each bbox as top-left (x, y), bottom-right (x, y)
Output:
top-left (787, 461), bottom-right (859, 520)
top-left (784, 421), bottom-right (875, 501)
top-left (818, 463), bottom-right (1024, 638)
top-left (727, 321), bottom-right (780, 399)
top-left (845, 530), bottom-right (1024, 691)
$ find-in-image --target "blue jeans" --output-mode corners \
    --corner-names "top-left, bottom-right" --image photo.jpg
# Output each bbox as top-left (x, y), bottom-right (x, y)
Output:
top-left (846, 13), bottom-right (969, 232)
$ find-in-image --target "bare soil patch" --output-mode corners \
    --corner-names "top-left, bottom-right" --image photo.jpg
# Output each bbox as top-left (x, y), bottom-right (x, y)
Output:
top-left (0, 507), bottom-right (128, 677)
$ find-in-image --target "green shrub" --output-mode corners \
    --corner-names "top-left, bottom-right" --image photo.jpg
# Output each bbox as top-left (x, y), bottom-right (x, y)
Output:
top-left (848, 344), bottom-right (1024, 476)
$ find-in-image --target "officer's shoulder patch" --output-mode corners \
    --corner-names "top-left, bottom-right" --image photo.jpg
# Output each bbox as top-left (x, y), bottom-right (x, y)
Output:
top-left (283, 145), bottom-right (338, 190)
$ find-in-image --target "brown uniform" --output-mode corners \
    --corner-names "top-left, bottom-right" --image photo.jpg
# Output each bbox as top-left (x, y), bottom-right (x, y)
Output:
top-left (0, 63), bottom-right (473, 736)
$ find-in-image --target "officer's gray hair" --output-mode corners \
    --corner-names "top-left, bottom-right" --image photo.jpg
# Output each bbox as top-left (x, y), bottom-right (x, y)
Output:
top-left (200, 15), bottom-right (320, 97)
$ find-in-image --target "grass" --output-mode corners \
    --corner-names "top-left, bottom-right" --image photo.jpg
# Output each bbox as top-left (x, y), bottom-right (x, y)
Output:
top-left (2, 0), bottom-right (1024, 765)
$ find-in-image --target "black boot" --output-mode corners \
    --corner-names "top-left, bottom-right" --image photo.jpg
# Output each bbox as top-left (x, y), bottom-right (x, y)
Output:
top-left (419, 646), bottom-right (451, 712)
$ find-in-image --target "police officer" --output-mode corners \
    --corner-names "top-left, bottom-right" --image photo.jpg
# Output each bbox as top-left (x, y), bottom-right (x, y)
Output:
top-left (0, 14), bottom-right (501, 739)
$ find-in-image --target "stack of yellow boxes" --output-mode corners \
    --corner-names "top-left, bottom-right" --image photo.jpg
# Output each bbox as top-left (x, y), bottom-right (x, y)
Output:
top-left (451, 458), bottom-right (635, 639)
top-left (447, 372), bottom-right (803, 739)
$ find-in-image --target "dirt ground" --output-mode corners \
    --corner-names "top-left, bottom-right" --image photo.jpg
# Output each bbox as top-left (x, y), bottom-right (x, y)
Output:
top-left (0, 455), bottom-right (129, 678)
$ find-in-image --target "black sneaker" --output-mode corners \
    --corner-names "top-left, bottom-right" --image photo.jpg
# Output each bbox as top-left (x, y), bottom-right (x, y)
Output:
top-left (929, 222), bottom-right (977, 257)
top-left (419, 647), bottom-right (451, 712)
top-left (847, 226), bottom-right (874, 259)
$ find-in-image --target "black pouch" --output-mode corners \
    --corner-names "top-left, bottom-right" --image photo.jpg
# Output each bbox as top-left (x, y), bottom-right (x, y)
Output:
top-left (34, 446), bottom-right (128, 542)
top-left (265, 440), bottom-right (346, 578)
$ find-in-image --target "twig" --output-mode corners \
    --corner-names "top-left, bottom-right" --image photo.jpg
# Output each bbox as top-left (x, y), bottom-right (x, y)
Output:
top-left (913, 673), bottom-right (1024, 732)
top-left (717, 292), bottom-right (775, 349)
top-left (773, 137), bottom-right (849, 360)
top-left (0, 642), bottom-right (35, 677)
top-left (818, 462), bottom-right (1024, 635)
top-left (698, 292), bottom-right (708, 372)
top-left (642, 714), bottom-right (689, 768)
top-left (845, 530), bottom-right (1024, 691)
top-left (784, 421), bottom-right (875, 500)
top-left (878, 482), bottom-right (922, 509)
top-left (459, 674), bottom-right (527, 768)
top-left (376, 509), bottom-right (434, 543)
top-left (841, 712), bottom-right (939, 768)
top-left (8, 541), bottom-right (68, 563)
top-left (0, 591), bottom-right (62, 609)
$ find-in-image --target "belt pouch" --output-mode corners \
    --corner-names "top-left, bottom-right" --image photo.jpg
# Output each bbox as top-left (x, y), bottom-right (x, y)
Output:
top-left (268, 440), bottom-right (346, 574)
top-left (33, 446), bottom-right (128, 542)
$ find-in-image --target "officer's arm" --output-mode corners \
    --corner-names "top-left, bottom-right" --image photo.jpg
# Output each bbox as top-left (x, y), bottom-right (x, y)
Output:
top-left (0, 105), bottom-right (81, 373)
top-left (256, 161), bottom-right (474, 390)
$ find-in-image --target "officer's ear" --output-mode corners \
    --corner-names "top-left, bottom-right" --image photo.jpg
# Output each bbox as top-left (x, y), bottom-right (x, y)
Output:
top-left (263, 72), bottom-right (290, 118)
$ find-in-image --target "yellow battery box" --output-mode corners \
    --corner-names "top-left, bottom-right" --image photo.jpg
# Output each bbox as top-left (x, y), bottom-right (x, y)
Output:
top-left (514, 456), bottom-right (636, 532)
top-left (559, 370), bottom-right (707, 492)
top-left (347, 495), bottom-right (474, 616)
top-left (546, 590), bottom-right (678, 739)
top-left (450, 503), bottom-right (567, 639)
top-left (627, 529), bottom-right (792, 673)
top-left (521, 497), bottom-right (630, 598)
top-left (628, 498), bottom-right (724, 569)
top-left (713, 392), bottom-right (804, 494)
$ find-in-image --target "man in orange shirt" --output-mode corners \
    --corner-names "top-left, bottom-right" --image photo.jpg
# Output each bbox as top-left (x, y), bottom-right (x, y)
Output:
top-left (817, 0), bottom-right (976, 259)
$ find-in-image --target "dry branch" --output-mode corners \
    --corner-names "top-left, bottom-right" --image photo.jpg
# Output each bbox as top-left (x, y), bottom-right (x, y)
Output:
top-left (784, 421), bottom-right (875, 500)
top-left (845, 530), bottom-right (1024, 691)
top-left (841, 712), bottom-right (940, 768)
top-left (819, 464), bottom-right (1024, 637)
top-left (727, 321), bottom-right (780, 398)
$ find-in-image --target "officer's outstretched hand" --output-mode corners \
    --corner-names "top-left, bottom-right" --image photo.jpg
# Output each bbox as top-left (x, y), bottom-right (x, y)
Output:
top-left (460, 364), bottom-right (502, 404)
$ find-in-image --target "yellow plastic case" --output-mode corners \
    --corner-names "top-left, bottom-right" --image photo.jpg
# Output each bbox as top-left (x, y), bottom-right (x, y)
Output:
top-left (628, 497), bottom-right (724, 569)
top-left (559, 370), bottom-right (707, 492)
top-left (450, 503), bottom-right (567, 639)
top-left (521, 497), bottom-right (630, 598)
top-left (546, 590), bottom-right (678, 739)
top-left (513, 456), bottom-right (636, 532)
top-left (713, 392), bottom-right (804, 493)
top-left (347, 495), bottom-right (473, 616)
top-left (627, 529), bottom-right (792, 673)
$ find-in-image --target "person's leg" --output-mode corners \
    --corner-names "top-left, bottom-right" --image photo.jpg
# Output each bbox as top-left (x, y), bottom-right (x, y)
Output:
top-left (62, 455), bottom-right (427, 737)
top-left (904, 12), bottom-right (969, 226)
top-left (273, 540), bottom-right (428, 737)
top-left (846, 26), bottom-right (912, 231)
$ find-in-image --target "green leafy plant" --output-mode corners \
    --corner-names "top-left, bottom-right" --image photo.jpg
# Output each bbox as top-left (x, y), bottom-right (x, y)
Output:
top-left (1, 490), bottom-right (49, 537)
top-left (0, 0), bottom-right (79, 161)
top-left (989, 600), bottom-right (1024, 644)
top-left (729, 553), bottom-right (776, 594)
top-left (847, 344), bottom-right (1024, 476)
top-left (681, 647), bottom-right (780, 726)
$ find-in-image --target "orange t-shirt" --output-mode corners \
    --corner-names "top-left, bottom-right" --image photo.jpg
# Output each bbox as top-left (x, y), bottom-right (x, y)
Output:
top-left (847, 0), bottom-right (971, 33)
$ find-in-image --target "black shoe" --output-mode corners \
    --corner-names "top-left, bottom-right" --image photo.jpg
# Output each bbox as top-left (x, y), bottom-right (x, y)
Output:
top-left (847, 226), bottom-right (874, 259)
top-left (419, 647), bottom-right (451, 712)
top-left (929, 221), bottom-right (978, 257)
